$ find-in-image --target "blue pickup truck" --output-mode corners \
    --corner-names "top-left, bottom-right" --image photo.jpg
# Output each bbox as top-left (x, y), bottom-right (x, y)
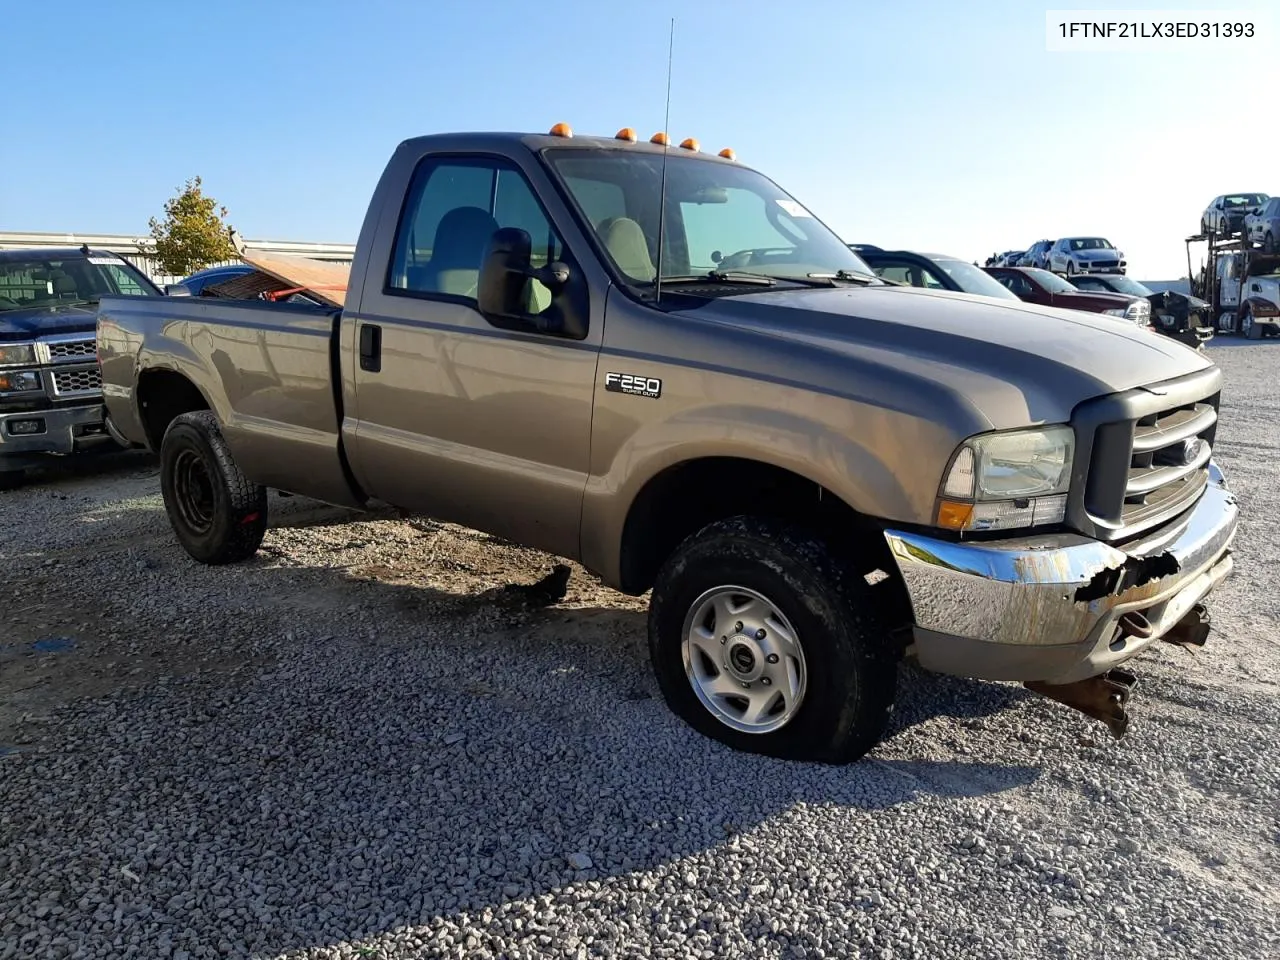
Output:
top-left (0, 246), bottom-right (162, 487)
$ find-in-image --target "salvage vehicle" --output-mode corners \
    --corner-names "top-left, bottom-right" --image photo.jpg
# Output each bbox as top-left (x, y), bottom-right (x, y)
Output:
top-left (1016, 239), bottom-right (1054, 269)
top-left (984, 265), bottom-right (1152, 326)
top-left (0, 247), bottom-right (156, 487)
top-left (1244, 197), bottom-right (1280, 254)
top-left (1046, 237), bottom-right (1127, 276)
top-left (1201, 192), bottom-right (1269, 239)
top-left (856, 248), bottom-right (1022, 301)
top-left (97, 124), bottom-right (1239, 762)
top-left (1065, 273), bottom-right (1213, 349)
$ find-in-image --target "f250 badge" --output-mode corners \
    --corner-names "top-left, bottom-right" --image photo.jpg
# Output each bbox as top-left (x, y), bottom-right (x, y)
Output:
top-left (605, 372), bottom-right (662, 399)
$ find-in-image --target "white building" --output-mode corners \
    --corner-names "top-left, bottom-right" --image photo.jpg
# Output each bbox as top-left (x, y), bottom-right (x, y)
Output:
top-left (0, 231), bottom-right (355, 287)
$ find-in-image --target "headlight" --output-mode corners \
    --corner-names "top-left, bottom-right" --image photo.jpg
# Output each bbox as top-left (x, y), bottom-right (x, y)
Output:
top-left (1124, 300), bottom-right (1150, 320)
top-left (0, 342), bottom-right (37, 367)
top-left (0, 369), bottom-right (42, 393)
top-left (1102, 308), bottom-right (1126, 317)
top-left (937, 425), bottom-right (1074, 532)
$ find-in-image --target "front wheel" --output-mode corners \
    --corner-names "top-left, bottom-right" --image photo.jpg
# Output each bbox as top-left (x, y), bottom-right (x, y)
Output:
top-left (1243, 306), bottom-right (1262, 340)
top-left (1265, 232), bottom-right (1276, 255)
top-left (647, 516), bottom-right (898, 764)
top-left (159, 411), bottom-right (268, 564)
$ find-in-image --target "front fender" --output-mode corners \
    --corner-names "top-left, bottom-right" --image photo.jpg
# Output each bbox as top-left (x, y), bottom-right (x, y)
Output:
top-left (579, 401), bottom-right (962, 588)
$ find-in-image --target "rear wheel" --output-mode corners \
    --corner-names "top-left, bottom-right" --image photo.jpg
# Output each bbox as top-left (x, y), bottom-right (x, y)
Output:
top-left (1265, 232), bottom-right (1276, 255)
top-left (159, 411), bottom-right (268, 564)
top-left (647, 516), bottom-right (898, 764)
top-left (1243, 305), bottom-right (1262, 340)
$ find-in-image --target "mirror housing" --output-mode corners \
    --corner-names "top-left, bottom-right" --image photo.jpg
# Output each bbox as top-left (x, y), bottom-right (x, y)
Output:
top-left (165, 283), bottom-right (193, 297)
top-left (477, 227), bottom-right (580, 336)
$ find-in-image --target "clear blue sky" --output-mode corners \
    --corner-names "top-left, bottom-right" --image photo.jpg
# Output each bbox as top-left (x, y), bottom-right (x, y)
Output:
top-left (2, 0), bottom-right (1276, 279)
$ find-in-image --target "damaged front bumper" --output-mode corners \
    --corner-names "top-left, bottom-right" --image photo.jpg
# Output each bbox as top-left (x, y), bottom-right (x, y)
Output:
top-left (882, 460), bottom-right (1238, 686)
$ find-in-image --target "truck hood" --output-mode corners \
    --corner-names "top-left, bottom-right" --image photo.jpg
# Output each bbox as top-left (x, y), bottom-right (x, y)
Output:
top-left (681, 284), bottom-right (1213, 430)
top-left (0, 303), bottom-right (99, 341)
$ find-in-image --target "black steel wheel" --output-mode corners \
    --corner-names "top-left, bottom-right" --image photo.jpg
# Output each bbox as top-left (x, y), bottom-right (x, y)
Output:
top-left (159, 411), bottom-right (267, 564)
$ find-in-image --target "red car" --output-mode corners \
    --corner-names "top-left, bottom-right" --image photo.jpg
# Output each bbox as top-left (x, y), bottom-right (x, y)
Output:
top-left (983, 266), bottom-right (1152, 327)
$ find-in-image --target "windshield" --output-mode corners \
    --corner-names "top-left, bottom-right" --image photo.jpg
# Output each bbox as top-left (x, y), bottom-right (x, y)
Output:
top-left (544, 148), bottom-right (876, 285)
top-left (1225, 193), bottom-right (1267, 207)
top-left (1066, 237), bottom-right (1113, 251)
top-left (1024, 268), bottom-right (1079, 294)
top-left (932, 259), bottom-right (1021, 300)
top-left (0, 254), bottom-right (159, 312)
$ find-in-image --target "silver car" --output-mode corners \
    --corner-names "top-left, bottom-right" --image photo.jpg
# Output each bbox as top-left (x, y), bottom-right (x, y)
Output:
top-left (1202, 193), bottom-right (1269, 238)
top-left (1046, 236), bottom-right (1126, 275)
top-left (1244, 197), bottom-right (1280, 253)
top-left (1016, 239), bottom-right (1053, 269)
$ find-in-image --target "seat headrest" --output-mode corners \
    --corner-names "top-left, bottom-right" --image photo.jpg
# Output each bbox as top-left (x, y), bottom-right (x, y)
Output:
top-left (598, 217), bottom-right (656, 282)
top-left (431, 206), bottom-right (500, 271)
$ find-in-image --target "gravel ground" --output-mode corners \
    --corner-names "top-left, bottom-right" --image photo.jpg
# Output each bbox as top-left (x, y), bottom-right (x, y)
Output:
top-left (2, 340), bottom-right (1278, 960)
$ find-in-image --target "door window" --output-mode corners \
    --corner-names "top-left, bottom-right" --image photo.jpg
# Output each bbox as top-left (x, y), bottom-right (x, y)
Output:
top-left (388, 157), bottom-right (564, 313)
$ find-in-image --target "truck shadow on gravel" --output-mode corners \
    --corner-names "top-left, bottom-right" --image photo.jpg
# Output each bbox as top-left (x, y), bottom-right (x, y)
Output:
top-left (1, 504), bottom-right (1042, 958)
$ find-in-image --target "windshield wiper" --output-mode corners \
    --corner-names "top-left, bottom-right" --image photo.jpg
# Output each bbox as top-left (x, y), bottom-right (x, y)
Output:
top-left (657, 271), bottom-right (778, 287)
top-left (807, 270), bottom-right (881, 285)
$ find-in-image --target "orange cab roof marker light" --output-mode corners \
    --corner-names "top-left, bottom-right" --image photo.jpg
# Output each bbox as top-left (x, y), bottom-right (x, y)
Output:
top-left (680, 137), bottom-right (700, 152)
top-left (616, 127), bottom-right (637, 141)
top-left (549, 122), bottom-right (573, 138)
top-left (650, 131), bottom-right (669, 145)
top-left (718, 147), bottom-right (736, 161)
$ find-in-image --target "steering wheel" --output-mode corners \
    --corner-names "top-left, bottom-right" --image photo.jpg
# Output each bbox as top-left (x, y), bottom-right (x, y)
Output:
top-left (712, 246), bottom-right (796, 271)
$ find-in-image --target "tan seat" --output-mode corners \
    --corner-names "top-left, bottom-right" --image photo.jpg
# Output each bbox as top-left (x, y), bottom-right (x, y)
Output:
top-left (598, 217), bottom-right (656, 282)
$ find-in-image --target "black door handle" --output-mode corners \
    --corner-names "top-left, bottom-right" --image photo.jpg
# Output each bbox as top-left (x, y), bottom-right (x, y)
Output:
top-left (359, 323), bottom-right (382, 373)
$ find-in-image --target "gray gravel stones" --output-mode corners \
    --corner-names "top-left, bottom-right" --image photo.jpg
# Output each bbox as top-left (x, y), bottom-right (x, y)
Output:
top-left (1, 344), bottom-right (1279, 959)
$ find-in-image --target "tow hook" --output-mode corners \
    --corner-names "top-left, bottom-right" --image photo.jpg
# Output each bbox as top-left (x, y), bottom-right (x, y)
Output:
top-left (1025, 668), bottom-right (1139, 740)
top-left (1161, 602), bottom-right (1211, 649)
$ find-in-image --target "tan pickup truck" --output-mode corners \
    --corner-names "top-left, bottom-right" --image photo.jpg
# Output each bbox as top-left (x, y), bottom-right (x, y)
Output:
top-left (96, 125), bottom-right (1239, 763)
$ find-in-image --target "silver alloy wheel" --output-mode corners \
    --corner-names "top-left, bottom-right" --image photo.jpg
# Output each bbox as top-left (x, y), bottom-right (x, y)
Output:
top-left (680, 585), bottom-right (808, 734)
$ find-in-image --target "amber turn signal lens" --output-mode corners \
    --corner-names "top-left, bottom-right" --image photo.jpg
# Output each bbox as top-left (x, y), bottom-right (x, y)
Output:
top-left (549, 122), bottom-right (573, 137)
top-left (936, 501), bottom-right (974, 530)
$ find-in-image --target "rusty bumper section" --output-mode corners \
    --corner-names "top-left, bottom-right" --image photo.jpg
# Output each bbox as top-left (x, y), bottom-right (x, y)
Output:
top-left (882, 461), bottom-right (1238, 690)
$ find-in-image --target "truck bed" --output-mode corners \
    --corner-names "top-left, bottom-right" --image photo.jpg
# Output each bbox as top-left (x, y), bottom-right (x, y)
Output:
top-left (96, 294), bottom-right (363, 507)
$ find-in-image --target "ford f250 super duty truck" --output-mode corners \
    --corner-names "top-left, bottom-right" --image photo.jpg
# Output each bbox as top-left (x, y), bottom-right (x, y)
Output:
top-left (96, 124), bottom-right (1239, 763)
top-left (0, 246), bottom-right (159, 487)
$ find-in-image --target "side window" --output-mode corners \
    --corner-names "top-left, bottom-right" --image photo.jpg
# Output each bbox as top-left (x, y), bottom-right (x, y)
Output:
top-left (1072, 277), bottom-right (1103, 291)
top-left (917, 265), bottom-right (947, 289)
top-left (998, 273), bottom-right (1031, 296)
top-left (387, 157), bottom-right (565, 312)
top-left (102, 265), bottom-right (147, 295)
top-left (874, 262), bottom-right (914, 285)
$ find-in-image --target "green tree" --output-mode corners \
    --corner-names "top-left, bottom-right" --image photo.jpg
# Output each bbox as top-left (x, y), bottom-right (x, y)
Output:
top-left (148, 176), bottom-right (237, 276)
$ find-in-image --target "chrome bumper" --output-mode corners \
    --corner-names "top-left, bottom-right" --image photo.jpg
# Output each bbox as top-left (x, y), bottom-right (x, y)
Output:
top-left (0, 402), bottom-right (117, 462)
top-left (883, 460), bottom-right (1238, 685)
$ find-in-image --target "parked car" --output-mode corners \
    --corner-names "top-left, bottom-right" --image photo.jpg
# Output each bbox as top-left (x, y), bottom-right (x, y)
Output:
top-left (1016, 240), bottom-right (1054, 269)
top-left (1201, 193), bottom-right (1269, 238)
top-left (1045, 237), bottom-right (1126, 275)
top-left (98, 124), bottom-right (1237, 761)
top-left (996, 250), bottom-right (1025, 267)
top-left (1244, 197), bottom-right (1280, 253)
top-left (0, 247), bottom-right (160, 487)
top-left (175, 263), bottom-right (255, 296)
top-left (983, 266), bottom-right (1151, 326)
top-left (1065, 273), bottom-right (1212, 348)
top-left (858, 249), bottom-right (1022, 301)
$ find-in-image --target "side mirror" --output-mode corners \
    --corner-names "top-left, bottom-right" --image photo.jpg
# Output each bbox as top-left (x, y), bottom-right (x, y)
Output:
top-left (165, 283), bottom-right (193, 297)
top-left (477, 227), bottom-right (579, 335)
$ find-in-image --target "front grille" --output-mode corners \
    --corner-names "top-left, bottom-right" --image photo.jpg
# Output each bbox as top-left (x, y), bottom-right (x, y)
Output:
top-left (45, 338), bottom-right (96, 361)
top-left (1091, 260), bottom-right (1119, 269)
top-left (51, 367), bottom-right (103, 397)
top-left (1072, 368), bottom-right (1222, 541)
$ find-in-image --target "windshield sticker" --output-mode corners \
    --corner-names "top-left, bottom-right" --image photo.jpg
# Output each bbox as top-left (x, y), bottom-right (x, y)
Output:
top-left (775, 199), bottom-right (812, 218)
top-left (86, 255), bottom-right (122, 266)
